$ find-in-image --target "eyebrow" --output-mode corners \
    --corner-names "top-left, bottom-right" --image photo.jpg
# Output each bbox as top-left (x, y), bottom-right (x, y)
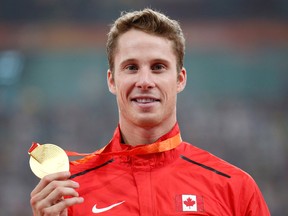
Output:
top-left (151, 58), bottom-right (170, 65)
top-left (120, 58), bottom-right (171, 68)
top-left (119, 58), bottom-right (138, 68)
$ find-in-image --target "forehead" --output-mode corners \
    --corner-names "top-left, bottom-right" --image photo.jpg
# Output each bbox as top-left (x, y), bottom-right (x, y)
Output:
top-left (114, 29), bottom-right (176, 63)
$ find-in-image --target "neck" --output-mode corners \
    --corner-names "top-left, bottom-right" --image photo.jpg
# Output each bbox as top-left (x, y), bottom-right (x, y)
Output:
top-left (119, 120), bottom-right (177, 146)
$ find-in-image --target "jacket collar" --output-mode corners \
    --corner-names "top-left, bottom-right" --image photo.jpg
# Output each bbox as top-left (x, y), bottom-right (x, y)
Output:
top-left (101, 123), bottom-right (181, 155)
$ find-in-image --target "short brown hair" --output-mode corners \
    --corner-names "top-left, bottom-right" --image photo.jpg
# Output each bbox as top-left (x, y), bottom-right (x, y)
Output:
top-left (106, 8), bottom-right (185, 73)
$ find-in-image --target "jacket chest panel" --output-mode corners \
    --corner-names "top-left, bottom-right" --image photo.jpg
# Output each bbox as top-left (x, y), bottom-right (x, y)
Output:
top-left (70, 156), bottom-right (234, 216)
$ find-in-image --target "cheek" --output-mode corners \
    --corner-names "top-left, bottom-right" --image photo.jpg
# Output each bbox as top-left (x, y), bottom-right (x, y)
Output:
top-left (163, 84), bottom-right (178, 107)
top-left (161, 79), bottom-right (178, 95)
top-left (118, 78), bottom-right (135, 95)
top-left (115, 83), bottom-right (131, 105)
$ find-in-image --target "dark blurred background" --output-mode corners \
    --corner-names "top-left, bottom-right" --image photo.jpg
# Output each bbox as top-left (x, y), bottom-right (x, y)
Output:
top-left (0, 0), bottom-right (287, 215)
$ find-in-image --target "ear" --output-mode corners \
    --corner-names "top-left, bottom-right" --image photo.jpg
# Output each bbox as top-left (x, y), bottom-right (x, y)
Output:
top-left (177, 67), bottom-right (187, 93)
top-left (107, 69), bottom-right (116, 95)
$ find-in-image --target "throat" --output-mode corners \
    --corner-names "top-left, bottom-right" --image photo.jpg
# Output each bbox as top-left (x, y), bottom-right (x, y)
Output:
top-left (119, 123), bottom-right (173, 146)
top-left (120, 130), bottom-right (158, 146)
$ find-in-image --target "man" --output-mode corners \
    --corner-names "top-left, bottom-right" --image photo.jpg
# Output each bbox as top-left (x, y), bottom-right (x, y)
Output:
top-left (30, 8), bottom-right (270, 215)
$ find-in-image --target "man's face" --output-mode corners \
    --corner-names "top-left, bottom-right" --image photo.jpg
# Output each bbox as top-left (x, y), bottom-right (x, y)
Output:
top-left (107, 29), bottom-right (186, 128)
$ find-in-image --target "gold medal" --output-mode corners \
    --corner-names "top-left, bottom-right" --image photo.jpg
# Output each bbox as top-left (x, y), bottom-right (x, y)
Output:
top-left (28, 143), bottom-right (69, 179)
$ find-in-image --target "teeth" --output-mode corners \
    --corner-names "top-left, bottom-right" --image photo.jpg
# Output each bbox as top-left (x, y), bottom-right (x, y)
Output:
top-left (136, 98), bottom-right (156, 103)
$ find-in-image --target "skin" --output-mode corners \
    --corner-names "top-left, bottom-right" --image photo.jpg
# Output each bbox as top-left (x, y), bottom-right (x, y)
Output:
top-left (30, 28), bottom-right (186, 215)
top-left (30, 172), bottom-right (84, 216)
top-left (107, 29), bottom-right (186, 146)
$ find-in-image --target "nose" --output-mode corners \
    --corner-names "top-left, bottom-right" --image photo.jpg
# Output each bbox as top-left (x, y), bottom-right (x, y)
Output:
top-left (135, 69), bottom-right (155, 90)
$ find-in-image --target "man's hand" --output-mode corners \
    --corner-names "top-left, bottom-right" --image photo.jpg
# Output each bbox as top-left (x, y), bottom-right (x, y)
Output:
top-left (30, 171), bottom-right (84, 216)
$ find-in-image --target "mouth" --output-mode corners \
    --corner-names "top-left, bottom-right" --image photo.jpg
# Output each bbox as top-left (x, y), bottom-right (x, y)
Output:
top-left (131, 97), bottom-right (160, 104)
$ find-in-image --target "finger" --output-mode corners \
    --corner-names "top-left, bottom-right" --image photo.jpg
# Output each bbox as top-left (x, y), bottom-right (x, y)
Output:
top-left (31, 171), bottom-right (71, 197)
top-left (46, 186), bottom-right (80, 206)
top-left (31, 184), bottom-right (82, 214)
top-left (31, 179), bottom-right (79, 209)
top-left (39, 197), bottom-right (84, 216)
top-left (37, 179), bottom-right (79, 201)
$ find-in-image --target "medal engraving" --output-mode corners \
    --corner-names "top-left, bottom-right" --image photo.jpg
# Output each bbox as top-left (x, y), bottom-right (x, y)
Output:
top-left (29, 143), bottom-right (69, 179)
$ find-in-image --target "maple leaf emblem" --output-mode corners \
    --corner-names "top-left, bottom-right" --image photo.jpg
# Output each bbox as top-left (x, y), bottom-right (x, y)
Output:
top-left (184, 197), bottom-right (195, 208)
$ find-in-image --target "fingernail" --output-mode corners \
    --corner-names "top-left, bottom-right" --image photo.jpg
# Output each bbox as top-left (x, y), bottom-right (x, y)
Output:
top-left (73, 181), bottom-right (80, 187)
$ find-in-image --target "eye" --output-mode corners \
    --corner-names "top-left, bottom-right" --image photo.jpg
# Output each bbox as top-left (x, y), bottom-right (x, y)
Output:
top-left (152, 64), bottom-right (166, 71)
top-left (125, 64), bottom-right (138, 72)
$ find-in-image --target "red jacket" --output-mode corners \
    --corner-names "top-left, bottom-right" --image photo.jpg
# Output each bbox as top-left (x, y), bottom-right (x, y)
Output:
top-left (68, 124), bottom-right (270, 215)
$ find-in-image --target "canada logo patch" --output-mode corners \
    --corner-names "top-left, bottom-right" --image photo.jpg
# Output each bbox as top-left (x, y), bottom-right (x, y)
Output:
top-left (175, 194), bottom-right (204, 212)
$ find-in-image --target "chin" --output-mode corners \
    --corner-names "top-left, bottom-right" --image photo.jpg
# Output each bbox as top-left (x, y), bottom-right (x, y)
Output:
top-left (133, 117), bottom-right (161, 128)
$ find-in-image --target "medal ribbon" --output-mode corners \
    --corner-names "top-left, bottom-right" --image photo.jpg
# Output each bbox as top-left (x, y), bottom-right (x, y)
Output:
top-left (65, 133), bottom-right (182, 157)
top-left (28, 133), bottom-right (182, 178)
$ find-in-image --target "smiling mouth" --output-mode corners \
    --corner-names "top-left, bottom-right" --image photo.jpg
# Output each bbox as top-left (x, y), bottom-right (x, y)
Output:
top-left (132, 98), bottom-right (160, 104)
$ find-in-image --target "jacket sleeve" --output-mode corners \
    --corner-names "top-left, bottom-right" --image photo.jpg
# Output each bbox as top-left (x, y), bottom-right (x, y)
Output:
top-left (240, 175), bottom-right (270, 216)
